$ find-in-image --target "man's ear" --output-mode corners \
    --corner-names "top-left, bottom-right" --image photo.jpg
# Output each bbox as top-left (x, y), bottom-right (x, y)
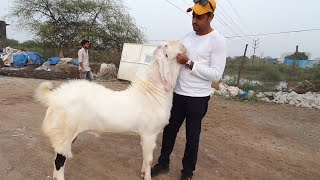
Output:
top-left (209, 14), bottom-right (214, 21)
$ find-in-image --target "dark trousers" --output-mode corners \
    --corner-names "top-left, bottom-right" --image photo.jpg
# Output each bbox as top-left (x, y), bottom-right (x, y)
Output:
top-left (158, 93), bottom-right (210, 176)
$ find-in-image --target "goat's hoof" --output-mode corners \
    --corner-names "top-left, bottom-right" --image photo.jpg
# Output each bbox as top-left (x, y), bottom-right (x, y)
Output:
top-left (53, 169), bottom-right (65, 180)
top-left (140, 172), bottom-right (145, 178)
top-left (53, 170), bottom-right (57, 179)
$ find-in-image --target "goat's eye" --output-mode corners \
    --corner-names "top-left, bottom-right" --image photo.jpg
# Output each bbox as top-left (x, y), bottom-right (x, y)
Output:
top-left (165, 45), bottom-right (168, 48)
top-left (165, 54), bottom-right (168, 58)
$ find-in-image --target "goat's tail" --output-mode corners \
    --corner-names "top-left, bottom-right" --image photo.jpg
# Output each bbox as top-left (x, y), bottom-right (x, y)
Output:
top-left (35, 82), bottom-right (53, 106)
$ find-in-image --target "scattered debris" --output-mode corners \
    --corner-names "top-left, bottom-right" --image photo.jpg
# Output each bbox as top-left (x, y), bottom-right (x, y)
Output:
top-left (293, 80), bottom-right (319, 94)
top-left (213, 81), bottom-right (320, 110)
top-left (272, 91), bottom-right (320, 110)
top-left (95, 63), bottom-right (117, 80)
top-left (0, 47), bottom-right (44, 67)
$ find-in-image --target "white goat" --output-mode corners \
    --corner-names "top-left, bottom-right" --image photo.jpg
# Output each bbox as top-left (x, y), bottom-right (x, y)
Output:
top-left (36, 41), bottom-right (186, 180)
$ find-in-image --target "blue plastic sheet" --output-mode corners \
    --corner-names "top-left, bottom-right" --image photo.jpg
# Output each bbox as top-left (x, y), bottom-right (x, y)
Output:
top-left (73, 59), bottom-right (80, 65)
top-left (48, 57), bottom-right (60, 65)
top-left (25, 52), bottom-right (44, 65)
top-left (13, 54), bottom-right (28, 67)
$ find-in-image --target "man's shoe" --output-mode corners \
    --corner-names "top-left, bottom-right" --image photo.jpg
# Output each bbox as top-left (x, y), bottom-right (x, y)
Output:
top-left (180, 174), bottom-right (192, 180)
top-left (151, 163), bottom-right (169, 177)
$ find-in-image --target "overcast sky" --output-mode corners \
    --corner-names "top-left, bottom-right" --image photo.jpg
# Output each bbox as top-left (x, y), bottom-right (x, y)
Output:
top-left (1, 0), bottom-right (320, 58)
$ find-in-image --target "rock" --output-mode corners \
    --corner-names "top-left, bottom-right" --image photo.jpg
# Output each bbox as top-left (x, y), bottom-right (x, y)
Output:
top-left (248, 90), bottom-right (255, 97)
top-left (293, 80), bottom-right (318, 94)
top-left (263, 92), bottom-right (274, 97)
top-left (289, 100), bottom-right (296, 105)
top-left (228, 86), bottom-right (240, 96)
top-left (256, 92), bottom-right (265, 98)
top-left (261, 97), bottom-right (270, 102)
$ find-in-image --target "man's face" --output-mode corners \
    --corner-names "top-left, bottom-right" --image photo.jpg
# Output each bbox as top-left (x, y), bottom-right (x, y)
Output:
top-left (83, 42), bottom-right (89, 49)
top-left (192, 12), bottom-right (212, 34)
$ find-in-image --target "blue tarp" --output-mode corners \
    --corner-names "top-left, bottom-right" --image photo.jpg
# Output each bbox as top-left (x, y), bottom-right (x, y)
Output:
top-left (13, 54), bottom-right (28, 67)
top-left (25, 52), bottom-right (44, 65)
top-left (73, 59), bottom-right (80, 65)
top-left (10, 52), bottom-right (44, 67)
top-left (48, 57), bottom-right (60, 65)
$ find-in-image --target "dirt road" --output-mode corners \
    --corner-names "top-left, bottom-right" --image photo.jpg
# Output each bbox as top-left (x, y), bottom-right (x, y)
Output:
top-left (0, 76), bottom-right (319, 180)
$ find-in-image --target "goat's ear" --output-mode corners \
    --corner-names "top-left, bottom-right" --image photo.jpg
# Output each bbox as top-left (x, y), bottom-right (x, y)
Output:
top-left (154, 48), bottom-right (173, 91)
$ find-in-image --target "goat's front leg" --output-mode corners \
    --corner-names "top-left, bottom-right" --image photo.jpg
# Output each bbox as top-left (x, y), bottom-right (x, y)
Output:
top-left (140, 156), bottom-right (146, 178)
top-left (140, 133), bottom-right (157, 180)
top-left (53, 153), bottom-right (66, 180)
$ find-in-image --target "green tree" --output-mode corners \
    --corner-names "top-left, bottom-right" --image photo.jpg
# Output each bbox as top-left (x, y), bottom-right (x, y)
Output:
top-left (0, 38), bottom-right (19, 48)
top-left (9, 0), bottom-right (145, 52)
top-left (285, 52), bottom-right (309, 60)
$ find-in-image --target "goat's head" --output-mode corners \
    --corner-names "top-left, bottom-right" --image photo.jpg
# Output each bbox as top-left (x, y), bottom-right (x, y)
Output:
top-left (153, 41), bottom-right (186, 91)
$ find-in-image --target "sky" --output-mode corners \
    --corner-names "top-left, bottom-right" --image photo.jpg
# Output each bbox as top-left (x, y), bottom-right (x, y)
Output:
top-left (1, 0), bottom-right (320, 58)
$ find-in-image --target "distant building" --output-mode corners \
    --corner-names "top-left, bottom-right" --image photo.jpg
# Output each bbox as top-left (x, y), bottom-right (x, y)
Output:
top-left (0, 21), bottom-right (9, 50)
top-left (315, 57), bottom-right (320, 64)
top-left (0, 21), bottom-right (8, 41)
top-left (284, 58), bottom-right (315, 68)
top-left (278, 52), bottom-right (291, 64)
top-left (279, 52), bottom-right (312, 65)
top-left (266, 56), bottom-right (278, 64)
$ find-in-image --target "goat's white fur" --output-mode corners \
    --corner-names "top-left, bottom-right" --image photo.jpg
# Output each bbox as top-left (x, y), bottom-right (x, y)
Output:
top-left (36, 41), bottom-right (186, 180)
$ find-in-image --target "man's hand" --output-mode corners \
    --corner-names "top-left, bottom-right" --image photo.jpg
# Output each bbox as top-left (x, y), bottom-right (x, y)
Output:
top-left (176, 53), bottom-right (189, 64)
top-left (81, 69), bottom-right (86, 73)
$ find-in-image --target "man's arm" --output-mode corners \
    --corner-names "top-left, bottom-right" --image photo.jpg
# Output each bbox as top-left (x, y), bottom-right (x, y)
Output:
top-left (78, 50), bottom-right (86, 72)
top-left (79, 62), bottom-right (85, 72)
top-left (190, 39), bottom-right (226, 82)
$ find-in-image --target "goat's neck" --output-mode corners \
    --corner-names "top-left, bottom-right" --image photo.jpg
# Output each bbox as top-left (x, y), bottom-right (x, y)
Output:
top-left (132, 63), bottom-right (173, 106)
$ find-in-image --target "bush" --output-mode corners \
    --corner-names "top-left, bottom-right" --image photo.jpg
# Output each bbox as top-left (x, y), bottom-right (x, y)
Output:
top-left (241, 82), bottom-right (264, 92)
top-left (259, 66), bottom-right (282, 81)
top-left (223, 76), bottom-right (274, 92)
top-left (305, 65), bottom-right (320, 80)
top-left (278, 64), bottom-right (291, 74)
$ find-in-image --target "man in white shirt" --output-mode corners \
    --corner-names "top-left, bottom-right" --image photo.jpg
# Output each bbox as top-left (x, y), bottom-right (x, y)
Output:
top-left (151, 0), bottom-right (226, 179)
top-left (78, 39), bottom-right (93, 81)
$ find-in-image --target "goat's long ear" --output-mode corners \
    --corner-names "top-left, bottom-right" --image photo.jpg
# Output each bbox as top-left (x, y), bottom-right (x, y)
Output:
top-left (154, 48), bottom-right (173, 91)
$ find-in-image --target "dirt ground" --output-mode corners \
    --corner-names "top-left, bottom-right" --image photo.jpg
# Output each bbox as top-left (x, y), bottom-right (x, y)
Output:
top-left (0, 76), bottom-right (319, 180)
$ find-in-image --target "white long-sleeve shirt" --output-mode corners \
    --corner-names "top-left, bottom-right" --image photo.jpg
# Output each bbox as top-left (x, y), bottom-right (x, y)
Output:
top-left (174, 30), bottom-right (227, 97)
top-left (78, 47), bottom-right (91, 71)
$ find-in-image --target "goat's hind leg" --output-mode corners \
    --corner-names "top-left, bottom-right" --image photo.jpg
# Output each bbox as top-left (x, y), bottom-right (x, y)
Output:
top-left (53, 153), bottom-right (66, 180)
top-left (140, 133), bottom-right (157, 180)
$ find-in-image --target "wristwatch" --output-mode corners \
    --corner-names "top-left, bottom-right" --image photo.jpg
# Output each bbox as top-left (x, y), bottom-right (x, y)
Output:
top-left (185, 59), bottom-right (193, 70)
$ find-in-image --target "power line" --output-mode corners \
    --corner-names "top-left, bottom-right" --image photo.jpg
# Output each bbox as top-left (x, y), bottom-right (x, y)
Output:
top-left (225, 0), bottom-right (254, 35)
top-left (214, 16), bottom-right (249, 43)
top-left (181, 0), bottom-right (190, 6)
top-left (176, 0), bottom-right (248, 42)
top-left (165, 0), bottom-right (190, 16)
top-left (216, 2), bottom-right (249, 37)
top-left (226, 28), bottom-right (320, 38)
top-left (226, 0), bottom-right (241, 19)
top-left (165, 0), bottom-right (253, 43)
top-left (215, 9), bottom-right (251, 42)
top-left (165, 0), bottom-right (229, 39)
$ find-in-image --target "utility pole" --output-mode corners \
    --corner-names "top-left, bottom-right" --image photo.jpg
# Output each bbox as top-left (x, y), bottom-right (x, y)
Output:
top-left (287, 46), bottom-right (299, 91)
top-left (252, 38), bottom-right (259, 65)
top-left (237, 44), bottom-right (249, 87)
